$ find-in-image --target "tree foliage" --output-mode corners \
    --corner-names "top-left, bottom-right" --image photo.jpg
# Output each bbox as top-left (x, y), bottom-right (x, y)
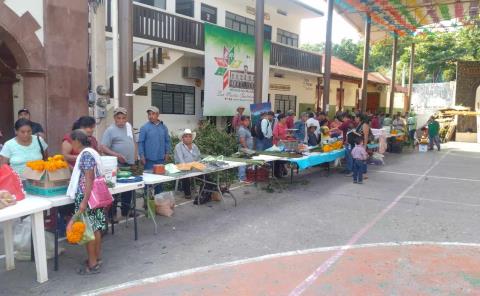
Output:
top-left (302, 23), bottom-right (480, 84)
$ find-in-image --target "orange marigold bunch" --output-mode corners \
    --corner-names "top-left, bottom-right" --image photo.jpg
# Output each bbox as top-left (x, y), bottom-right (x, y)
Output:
top-left (26, 155), bottom-right (68, 172)
top-left (66, 221), bottom-right (86, 244)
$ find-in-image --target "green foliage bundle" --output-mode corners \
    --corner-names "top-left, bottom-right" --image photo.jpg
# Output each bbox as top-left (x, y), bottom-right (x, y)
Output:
top-left (193, 121), bottom-right (238, 157)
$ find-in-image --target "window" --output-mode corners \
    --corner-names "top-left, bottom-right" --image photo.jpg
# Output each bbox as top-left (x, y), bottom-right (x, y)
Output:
top-left (274, 94), bottom-right (296, 115)
top-left (201, 4), bottom-right (217, 24)
top-left (152, 83), bottom-right (195, 115)
top-left (277, 29), bottom-right (299, 48)
top-left (176, 0), bottom-right (194, 17)
top-left (225, 11), bottom-right (272, 40)
top-left (136, 0), bottom-right (166, 9)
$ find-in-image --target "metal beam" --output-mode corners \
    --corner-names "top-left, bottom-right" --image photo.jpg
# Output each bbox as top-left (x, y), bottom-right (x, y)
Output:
top-left (118, 0), bottom-right (133, 117)
top-left (360, 14), bottom-right (371, 113)
top-left (406, 43), bottom-right (415, 112)
top-left (254, 0), bottom-right (265, 104)
top-left (323, 0), bottom-right (334, 112)
top-left (389, 35), bottom-right (398, 115)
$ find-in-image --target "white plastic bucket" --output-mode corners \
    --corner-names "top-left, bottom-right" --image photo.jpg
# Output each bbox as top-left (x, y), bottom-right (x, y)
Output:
top-left (101, 156), bottom-right (118, 185)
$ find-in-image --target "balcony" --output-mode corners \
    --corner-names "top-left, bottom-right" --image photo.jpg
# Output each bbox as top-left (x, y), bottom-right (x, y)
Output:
top-left (106, 1), bottom-right (204, 51)
top-left (270, 42), bottom-right (322, 75)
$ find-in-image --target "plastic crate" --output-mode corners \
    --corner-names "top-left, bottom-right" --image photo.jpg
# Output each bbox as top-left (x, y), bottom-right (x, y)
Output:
top-left (25, 182), bottom-right (67, 197)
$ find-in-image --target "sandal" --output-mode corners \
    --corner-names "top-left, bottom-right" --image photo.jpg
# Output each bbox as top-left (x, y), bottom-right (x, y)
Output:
top-left (77, 263), bottom-right (101, 275)
top-left (84, 259), bottom-right (103, 267)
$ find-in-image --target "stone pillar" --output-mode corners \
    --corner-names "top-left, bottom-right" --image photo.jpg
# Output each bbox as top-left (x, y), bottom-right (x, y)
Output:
top-left (254, 0), bottom-right (265, 104)
top-left (322, 0), bottom-right (335, 112)
top-left (360, 14), bottom-right (371, 113)
top-left (23, 73), bottom-right (47, 135)
top-left (118, 0), bottom-right (133, 117)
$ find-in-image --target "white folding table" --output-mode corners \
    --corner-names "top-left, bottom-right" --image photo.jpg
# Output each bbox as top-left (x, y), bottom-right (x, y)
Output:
top-left (0, 198), bottom-right (52, 283)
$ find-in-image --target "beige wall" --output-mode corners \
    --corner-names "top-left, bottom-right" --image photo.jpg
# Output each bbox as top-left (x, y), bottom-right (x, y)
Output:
top-left (269, 71), bottom-right (318, 115)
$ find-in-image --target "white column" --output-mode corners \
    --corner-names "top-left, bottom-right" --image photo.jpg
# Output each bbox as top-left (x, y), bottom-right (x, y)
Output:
top-left (217, 8), bottom-right (226, 27)
top-left (112, 0), bottom-right (120, 108)
top-left (166, 0), bottom-right (176, 13)
top-left (194, 0), bottom-right (201, 20)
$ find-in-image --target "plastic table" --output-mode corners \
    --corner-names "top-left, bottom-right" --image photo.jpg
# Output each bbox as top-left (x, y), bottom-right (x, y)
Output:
top-left (0, 198), bottom-right (52, 283)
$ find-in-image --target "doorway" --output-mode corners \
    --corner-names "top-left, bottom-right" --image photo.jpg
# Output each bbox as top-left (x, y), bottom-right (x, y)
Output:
top-left (0, 42), bottom-right (18, 144)
top-left (476, 85), bottom-right (480, 143)
top-left (366, 92), bottom-right (380, 113)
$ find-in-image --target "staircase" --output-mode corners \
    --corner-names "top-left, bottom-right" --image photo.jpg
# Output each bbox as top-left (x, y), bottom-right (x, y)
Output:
top-left (133, 47), bottom-right (184, 91)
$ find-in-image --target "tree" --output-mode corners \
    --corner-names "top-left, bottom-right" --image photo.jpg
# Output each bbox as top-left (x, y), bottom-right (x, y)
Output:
top-left (332, 39), bottom-right (362, 67)
top-left (300, 43), bottom-right (325, 53)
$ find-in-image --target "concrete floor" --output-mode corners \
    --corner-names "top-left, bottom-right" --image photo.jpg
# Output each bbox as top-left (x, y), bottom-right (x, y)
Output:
top-left (0, 142), bottom-right (479, 295)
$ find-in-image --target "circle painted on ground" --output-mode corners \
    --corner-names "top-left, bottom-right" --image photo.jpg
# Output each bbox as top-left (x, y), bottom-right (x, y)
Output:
top-left (88, 242), bottom-right (480, 296)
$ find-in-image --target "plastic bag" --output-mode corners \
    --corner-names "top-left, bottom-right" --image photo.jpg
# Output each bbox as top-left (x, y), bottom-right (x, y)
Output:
top-left (154, 192), bottom-right (175, 217)
top-left (0, 164), bottom-right (25, 201)
top-left (67, 213), bottom-right (95, 245)
top-left (14, 217), bottom-right (59, 260)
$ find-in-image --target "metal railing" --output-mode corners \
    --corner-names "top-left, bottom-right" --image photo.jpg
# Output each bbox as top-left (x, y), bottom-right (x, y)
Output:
top-left (106, 1), bottom-right (204, 51)
top-left (270, 42), bottom-right (322, 75)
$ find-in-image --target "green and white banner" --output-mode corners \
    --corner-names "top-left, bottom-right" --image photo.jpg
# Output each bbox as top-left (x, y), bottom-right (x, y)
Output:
top-left (204, 23), bottom-right (271, 116)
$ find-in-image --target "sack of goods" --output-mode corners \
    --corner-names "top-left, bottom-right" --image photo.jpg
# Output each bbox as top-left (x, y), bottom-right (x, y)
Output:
top-left (154, 192), bottom-right (176, 217)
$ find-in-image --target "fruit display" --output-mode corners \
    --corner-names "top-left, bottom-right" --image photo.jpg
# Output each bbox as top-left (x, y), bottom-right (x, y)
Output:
top-left (0, 190), bottom-right (16, 209)
top-left (322, 140), bottom-right (343, 152)
top-left (176, 163), bottom-right (192, 171)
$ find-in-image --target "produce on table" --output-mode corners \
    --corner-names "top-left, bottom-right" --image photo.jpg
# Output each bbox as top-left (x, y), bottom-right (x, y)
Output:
top-left (176, 163), bottom-right (193, 171)
top-left (0, 190), bottom-right (16, 209)
top-left (26, 155), bottom-right (68, 172)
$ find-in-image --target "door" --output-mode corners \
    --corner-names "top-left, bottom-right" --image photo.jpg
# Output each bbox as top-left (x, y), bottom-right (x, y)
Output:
top-left (366, 92), bottom-right (380, 113)
top-left (336, 88), bottom-right (344, 112)
top-left (476, 85), bottom-right (480, 143)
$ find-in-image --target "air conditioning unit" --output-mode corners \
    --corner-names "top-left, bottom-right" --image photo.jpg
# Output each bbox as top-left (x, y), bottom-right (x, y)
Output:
top-left (182, 67), bottom-right (204, 80)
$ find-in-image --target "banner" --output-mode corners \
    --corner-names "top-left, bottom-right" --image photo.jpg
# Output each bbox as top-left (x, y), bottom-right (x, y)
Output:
top-left (204, 23), bottom-right (271, 116)
top-left (250, 102), bottom-right (272, 127)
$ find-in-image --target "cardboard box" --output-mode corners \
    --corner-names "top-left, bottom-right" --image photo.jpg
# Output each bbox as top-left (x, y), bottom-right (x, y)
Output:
top-left (23, 167), bottom-right (71, 191)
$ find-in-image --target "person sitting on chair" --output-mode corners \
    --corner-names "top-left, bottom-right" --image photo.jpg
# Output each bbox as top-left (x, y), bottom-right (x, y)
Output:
top-left (174, 129), bottom-right (201, 199)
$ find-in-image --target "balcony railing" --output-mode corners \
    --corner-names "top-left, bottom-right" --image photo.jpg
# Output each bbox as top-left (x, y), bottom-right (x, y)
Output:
top-left (270, 42), bottom-right (322, 75)
top-left (106, 1), bottom-right (204, 51)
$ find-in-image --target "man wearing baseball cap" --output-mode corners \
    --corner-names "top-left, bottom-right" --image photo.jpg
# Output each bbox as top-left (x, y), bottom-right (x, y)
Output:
top-left (139, 106), bottom-right (170, 193)
top-left (18, 108), bottom-right (45, 138)
top-left (101, 107), bottom-right (137, 218)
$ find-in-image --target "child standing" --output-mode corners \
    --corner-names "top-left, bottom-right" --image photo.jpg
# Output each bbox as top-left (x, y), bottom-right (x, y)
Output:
top-left (307, 124), bottom-right (319, 146)
top-left (351, 137), bottom-right (368, 184)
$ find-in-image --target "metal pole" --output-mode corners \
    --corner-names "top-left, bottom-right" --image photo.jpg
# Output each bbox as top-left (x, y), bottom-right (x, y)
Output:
top-left (112, 0), bottom-right (119, 108)
top-left (254, 0), bottom-right (265, 104)
top-left (360, 14), bottom-right (371, 113)
top-left (118, 0), bottom-right (133, 116)
top-left (388, 35), bottom-right (398, 115)
top-left (323, 0), bottom-right (334, 113)
top-left (406, 43), bottom-right (415, 112)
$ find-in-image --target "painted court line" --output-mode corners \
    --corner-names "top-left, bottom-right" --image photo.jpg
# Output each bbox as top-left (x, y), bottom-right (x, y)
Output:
top-left (372, 170), bottom-right (480, 182)
top-left (404, 195), bottom-right (480, 208)
top-left (80, 241), bottom-right (480, 296)
top-left (288, 152), bottom-right (450, 296)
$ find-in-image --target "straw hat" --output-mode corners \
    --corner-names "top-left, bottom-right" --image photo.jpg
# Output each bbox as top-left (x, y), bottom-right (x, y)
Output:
top-left (180, 128), bottom-right (196, 141)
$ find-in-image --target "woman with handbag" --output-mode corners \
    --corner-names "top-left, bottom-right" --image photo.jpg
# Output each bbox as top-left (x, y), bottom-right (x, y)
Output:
top-left (0, 119), bottom-right (48, 175)
top-left (67, 130), bottom-right (110, 275)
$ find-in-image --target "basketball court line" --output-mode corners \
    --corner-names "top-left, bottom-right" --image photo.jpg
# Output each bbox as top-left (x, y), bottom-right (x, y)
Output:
top-left (81, 240), bottom-right (480, 296)
top-left (288, 152), bottom-right (450, 296)
top-left (404, 195), bottom-right (480, 207)
top-left (371, 170), bottom-right (480, 182)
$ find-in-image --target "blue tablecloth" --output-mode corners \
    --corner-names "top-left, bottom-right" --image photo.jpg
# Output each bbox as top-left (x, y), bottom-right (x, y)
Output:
top-left (287, 149), bottom-right (345, 170)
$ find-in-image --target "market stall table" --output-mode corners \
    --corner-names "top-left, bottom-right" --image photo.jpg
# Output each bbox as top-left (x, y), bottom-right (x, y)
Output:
top-left (0, 198), bottom-right (52, 283)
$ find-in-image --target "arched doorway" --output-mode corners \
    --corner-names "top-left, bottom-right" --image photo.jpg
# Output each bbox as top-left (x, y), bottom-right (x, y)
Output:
top-left (0, 2), bottom-right (47, 144)
top-left (476, 85), bottom-right (480, 143)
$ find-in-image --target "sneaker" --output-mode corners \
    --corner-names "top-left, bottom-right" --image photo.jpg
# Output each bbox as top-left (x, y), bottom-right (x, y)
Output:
top-left (353, 181), bottom-right (358, 184)
top-left (358, 181), bottom-right (363, 184)
top-left (345, 173), bottom-right (353, 177)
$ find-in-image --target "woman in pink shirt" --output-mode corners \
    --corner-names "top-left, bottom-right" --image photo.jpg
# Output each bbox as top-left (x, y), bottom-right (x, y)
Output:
top-left (273, 114), bottom-right (288, 145)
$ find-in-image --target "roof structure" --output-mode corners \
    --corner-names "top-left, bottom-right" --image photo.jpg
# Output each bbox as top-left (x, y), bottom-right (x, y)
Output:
top-left (326, 55), bottom-right (390, 84)
top-left (334, 0), bottom-right (480, 41)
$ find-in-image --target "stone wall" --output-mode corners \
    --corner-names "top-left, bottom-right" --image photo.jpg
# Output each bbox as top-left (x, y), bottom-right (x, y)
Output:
top-left (456, 61), bottom-right (480, 132)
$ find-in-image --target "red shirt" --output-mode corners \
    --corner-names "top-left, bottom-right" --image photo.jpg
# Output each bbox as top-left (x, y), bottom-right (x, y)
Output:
top-left (338, 119), bottom-right (352, 143)
top-left (63, 133), bottom-right (98, 167)
top-left (273, 123), bottom-right (288, 145)
top-left (286, 116), bottom-right (295, 129)
top-left (371, 116), bottom-right (381, 129)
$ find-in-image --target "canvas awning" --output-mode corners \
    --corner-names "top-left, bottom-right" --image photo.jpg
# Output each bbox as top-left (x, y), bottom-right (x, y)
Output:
top-left (333, 0), bottom-right (479, 41)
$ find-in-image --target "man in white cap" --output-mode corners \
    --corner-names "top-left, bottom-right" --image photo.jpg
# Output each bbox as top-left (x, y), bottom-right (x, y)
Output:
top-left (101, 107), bottom-right (137, 218)
top-left (174, 129), bottom-right (201, 199)
top-left (139, 106), bottom-right (170, 194)
top-left (232, 106), bottom-right (245, 132)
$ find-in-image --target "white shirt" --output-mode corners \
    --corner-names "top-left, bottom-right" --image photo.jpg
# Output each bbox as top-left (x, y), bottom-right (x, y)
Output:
top-left (261, 118), bottom-right (273, 139)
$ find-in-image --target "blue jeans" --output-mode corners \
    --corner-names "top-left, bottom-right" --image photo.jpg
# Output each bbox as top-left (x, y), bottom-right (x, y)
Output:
top-left (255, 138), bottom-right (273, 151)
top-left (344, 143), bottom-right (353, 173)
top-left (238, 166), bottom-right (246, 181)
top-left (263, 138), bottom-right (273, 150)
top-left (255, 138), bottom-right (264, 151)
top-left (429, 135), bottom-right (440, 151)
top-left (353, 159), bottom-right (366, 183)
top-left (145, 159), bottom-right (164, 194)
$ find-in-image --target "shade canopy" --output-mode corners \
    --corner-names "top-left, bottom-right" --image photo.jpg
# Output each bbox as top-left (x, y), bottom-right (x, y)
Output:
top-left (333, 0), bottom-right (479, 41)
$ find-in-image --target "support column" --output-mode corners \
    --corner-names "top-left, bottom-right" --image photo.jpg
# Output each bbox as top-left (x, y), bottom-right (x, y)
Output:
top-left (322, 0), bottom-right (334, 112)
top-left (406, 43), bottom-right (415, 112)
top-left (254, 0), bottom-right (265, 104)
top-left (388, 35), bottom-right (398, 115)
top-left (23, 73), bottom-right (47, 137)
top-left (0, 79), bottom-right (15, 142)
top-left (360, 14), bottom-right (371, 113)
top-left (118, 0), bottom-right (133, 117)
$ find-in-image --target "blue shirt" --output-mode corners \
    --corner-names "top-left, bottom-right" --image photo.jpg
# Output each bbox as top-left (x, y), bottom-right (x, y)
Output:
top-left (138, 121), bottom-right (170, 161)
top-left (294, 120), bottom-right (307, 143)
